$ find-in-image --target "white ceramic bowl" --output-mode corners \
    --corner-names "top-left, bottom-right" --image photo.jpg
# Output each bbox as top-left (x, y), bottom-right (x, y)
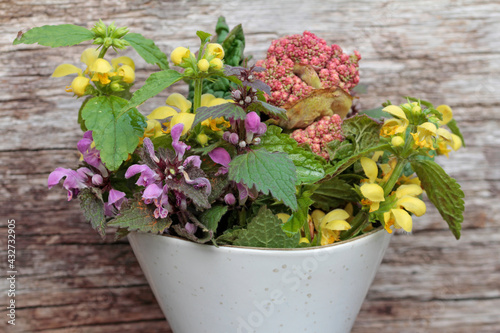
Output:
top-left (128, 227), bottom-right (392, 333)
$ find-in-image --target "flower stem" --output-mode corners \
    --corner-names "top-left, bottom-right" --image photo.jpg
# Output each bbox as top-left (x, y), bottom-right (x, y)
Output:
top-left (340, 209), bottom-right (369, 240)
top-left (98, 46), bottom-right (109, 59)
top-left (193, 78), bottom-right (203, 112)
top-left (382, 157), bottom-right (407, 197)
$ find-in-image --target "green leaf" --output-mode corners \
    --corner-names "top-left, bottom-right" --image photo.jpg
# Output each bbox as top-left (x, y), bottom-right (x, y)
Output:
top-left (119, 70), bottom-right (183, 116)
top-left (78, 188), bottom-right (106, 238)
top-left (108, 201), bottom-right (172, 234)
top-left (228, 149), bottom-right (298, 210)
top-left (166, 179), bottom-right (211, 210)
top-left (77, 97), bottom-right (91, 132)
top-left (247, 101), bottom-right (287, 120)
top-left (325, 143), bottom-right (390, 177)
top-left (199, 205), bottom-right (228, 231)
top-left (446, 119), bottom-right (466, 147)
top-left (196, 30), bottom-right (212, 44)
top-left (410, 159), bottom-right (465, 239)
top-left (13, 24), bottom-right (94, 47)
top-left (260, 125), bottom-right (325, 184)
top-left (310, 178), bottom-right (360, 212)
top-left (221, 24), bottom-right (246, 67)
top-left (234, 206), bottom-right (300, 248)
top-left (343, 114), bottom-right (382, 151)
top-left (282, 190), bottom-right (314, 235)
top-left (216, 228), bottom-right (244, 245)
top-left (81, 96), bottom-right (147, 171)
top-left (358, 106), bottom-right (389, 120)
top-left (123, 33), bottom-right (170, 70)
top-left (193, 103), bottom-right (246, 128)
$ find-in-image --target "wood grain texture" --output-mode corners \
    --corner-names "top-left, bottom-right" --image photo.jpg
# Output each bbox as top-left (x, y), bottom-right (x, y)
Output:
top-left (1, 0), bottom-right (499, 332)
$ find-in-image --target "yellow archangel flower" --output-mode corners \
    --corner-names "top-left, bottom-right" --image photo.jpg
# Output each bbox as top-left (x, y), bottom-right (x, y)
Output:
top-left (383, 184), bottom-right (426, 233)
top-left (317, 209), bottom-right (351, 246)
top-left (411, 122), bottom-right (437, 149)
top-left (380, 105), bottom-right (409, 138)
top-left (205, 43), bottom-right (225, 60)
top-left (170, 47), bottom-right (191, 66)
top-left (359, 157), bottom-right (385, 212)
top-left (436, 127), bottom-right (462, 157)
top-left (436, 104), bottom-right (453, 126)
top-left (51, 48), bottom-right (101, 96)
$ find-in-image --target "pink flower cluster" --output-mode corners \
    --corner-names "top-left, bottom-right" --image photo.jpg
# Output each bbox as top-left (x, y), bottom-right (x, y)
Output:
top-left (256, 31), bottom-right (361, 107)
top-left (291, 114), bottom-right (344, 159)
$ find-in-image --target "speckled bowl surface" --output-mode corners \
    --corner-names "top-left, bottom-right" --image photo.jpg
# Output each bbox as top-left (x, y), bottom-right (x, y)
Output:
top-left (128, 227), bottom-right (392, 333)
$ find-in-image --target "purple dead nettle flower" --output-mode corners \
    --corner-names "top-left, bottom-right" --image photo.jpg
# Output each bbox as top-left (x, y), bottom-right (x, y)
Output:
top-left (48, 131), bottom-right (126, 215)
top-left (125, 123), bottom-right (211, 220)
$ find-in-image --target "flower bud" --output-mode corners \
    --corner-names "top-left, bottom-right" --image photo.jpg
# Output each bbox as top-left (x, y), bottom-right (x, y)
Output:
top-left (222, 131), bottom-right (231, 141)
top-left (103, 37), bottom-right (113, 48)
top-left (91, 20), bottom-right (107, 37)
top-left (184, 68), bottom-right (195, 76)
top-left (229, 133), bottom-right (239, 145)
top-left (171, 47), bottom-right (190, 66)
top-left (70, 76), bottom-right (90, 97)
top-left (112, 26), bottom-right (129, 39)
top-left (110, 81), bottom-right (125, 92)
top-left (391, 136), bottom-right (404, 147)
top-left (210, 58), bottom-right (223, 70)
top-left (232, 89), bottom-right (242, 100)
top-left (224, 193), bottom-right (236, 205)
top-left (118, 64), bottom-right (135, 83)
top-left (197, 133), bottom-right (209, 145)
top-left (91, 174), bottom-right (103, 186)
top-left (112, 39), bottom-right (130, 50)
top-left (245, 112), bottom-right (261, 133)
top-left (206, 43), bottom-right (225, 59)
top-left (197, 59), bottom-right (210, 72)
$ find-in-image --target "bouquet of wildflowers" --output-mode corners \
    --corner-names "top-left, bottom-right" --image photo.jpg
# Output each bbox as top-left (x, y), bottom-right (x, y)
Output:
top-left (15, 18), bottom-right (465, 248)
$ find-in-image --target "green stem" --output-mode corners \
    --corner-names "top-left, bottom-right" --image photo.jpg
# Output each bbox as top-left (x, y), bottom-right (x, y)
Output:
top-left (339, 210), bottom-right (370, 240)
top-left (98, 46), bottom-right (109, 59)
top-left (193, 78), bottom-right (203, 112)
top-left (382, 157), bottom-right (407, 197)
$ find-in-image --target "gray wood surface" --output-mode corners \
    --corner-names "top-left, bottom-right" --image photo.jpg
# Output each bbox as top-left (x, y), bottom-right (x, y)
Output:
top-left (1, 0), bottom-right (499, 332)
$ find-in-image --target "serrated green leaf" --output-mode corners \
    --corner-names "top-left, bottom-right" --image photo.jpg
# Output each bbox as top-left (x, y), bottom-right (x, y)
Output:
top-left (167, 179), bottom-right (211, 210)
top-left (343, 114), bottom-right (382, 151)
top-left (446, 119), bottom-right (466, 147)
top-left (196, 30), bottom-right (212, 44)
top-left (13, 24), bottom-right (94, 47)
top-left (260, 125), bottom-right (325, 184)
top-left (123, 33), bottom-right (170, 70)
top-left (193, 103), bottom-right (246, 128)
top-left (81, 96), bottom-right (147, 171)
top-left (216, 228), bottom-right (244, 245)
top-left (310, 178), bottom-right (360, 212)
top-left (108, 201), bottom-right (171, 233)
top-left (78, 188), bottom-right (106, 238)
top-left (247, 101), bottom-right (287, 120)
top-left (325, 144), bottom-right (390, 177)
top-left (282, 191), bottom-right (314, 235)
top-left (119, 70), bottom-right (183, 116)
top-left (410, 159), bottom-right (464, 239)
top-left (228, 149), bottom-right (298, 210)
top-left (199, 205), bottom-right (228, 231)
top-left (234, 207), bottom-right (300, 248)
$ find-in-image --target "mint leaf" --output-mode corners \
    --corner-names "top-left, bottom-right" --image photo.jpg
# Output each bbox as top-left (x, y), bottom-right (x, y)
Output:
top-left (247, 101), bottom-right (287, 120)
top-left (78, 188), bottom-right (106, 238)
top-left (221, 23), bottom-right (246, 67)
top-left (81, 96), bottom-right (147, 171)
top-left (310, 178), bottom-right (360, 212)
top-left (229, 149), bottom-right (298, 210)
top-left (260, 125), bottom-right (325, 184)
top-left (193, 103), bottom-right (246, 128)
top-left (410, 159), bottom-right (464, 239)
top-left (282, 191), bottom-right (314, 235)
top-left (123, 33), bottom-right (170, 70)
top-left (108, 201), bottom-right (171, 234)
top-left (13, 24), bottom-right (93, 47)
top-left (199, 205), bottom-right (228, 231)
top-left (343, 114), bottom-right (382, 151)
top-left (119, 70), bottom-right (183, 116)
top-left (234, 207), bottom-right (300, 248)
top-left (216, 228), bottom-right (244, 245)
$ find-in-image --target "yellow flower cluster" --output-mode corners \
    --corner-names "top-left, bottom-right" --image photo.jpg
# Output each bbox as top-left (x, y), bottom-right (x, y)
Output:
top-left (144, 93), bottom-right (231, 139)
top-left (380, 103), bottom-right (462, 156)
top-left (170, 43), bottom-right (224, 73)
top-left (52, 48), bottom-right (135, 97)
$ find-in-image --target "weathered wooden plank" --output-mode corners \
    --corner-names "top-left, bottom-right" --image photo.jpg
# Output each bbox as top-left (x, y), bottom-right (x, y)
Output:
top-left (1, 0), bottom-right (499, 332)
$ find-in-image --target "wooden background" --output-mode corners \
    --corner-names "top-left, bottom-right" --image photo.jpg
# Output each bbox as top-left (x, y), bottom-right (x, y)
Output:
top-left (1, 0), bottom-right (499, 332)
